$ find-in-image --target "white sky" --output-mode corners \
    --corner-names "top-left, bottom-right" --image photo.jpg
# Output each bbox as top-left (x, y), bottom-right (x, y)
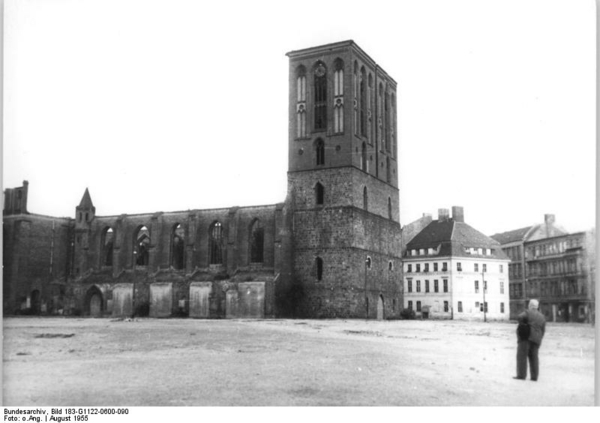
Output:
top-left (2, 0), bottom-right (596, 236)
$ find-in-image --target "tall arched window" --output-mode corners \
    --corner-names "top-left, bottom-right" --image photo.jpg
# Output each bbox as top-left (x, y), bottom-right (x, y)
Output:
top-left (249, 219), bottom-right (264, 264)
top-left (315, 183), bottom-right (324, 205)
top-left (102, 227), bottom-right (114, 267)
top-left (378, 83), bottom-right (384, 149)
top-left (361, 142), bottom-right (368, 172)
top-left (386, 156), bottom-right (391, 183)
top-left (385, 91), bottom-right (391, 152)
top-left (368, 74), bottom-right (373, 141)
top-left (296, 65), bottom-right (307, 138)
top-left (171, 223), bottom-right (185, 270)
top-left (391, 93), bottom-right (396, 158)
top-left (353, 61), bottom-right (359, 134)
top-left (363, 187), bottom-right (368, 211)
top-left (314, 62), bottom-right (327, 131)
top-left (209, 222), bottom-right (223, 265)
top-left (316, 257), bottom-right (323, 281)
top-left (388, 197), bottom-right (393, 220)
top-left (315, 138), bottom-right (325, 166)
top-left (333, 58), bottom-right (344, 134)
top-left (134, 226), bottom-right (150, 267)
top-left (360, 67), bottom-right (367, 137)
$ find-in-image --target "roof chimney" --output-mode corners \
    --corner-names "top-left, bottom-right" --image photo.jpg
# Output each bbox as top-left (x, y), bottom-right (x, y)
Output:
top-left (544, 214), bottom-right (555, 225)
top-left (452, 206), bottom-right (464, 223)
top-left (438, 208), bottom-right (450, 222)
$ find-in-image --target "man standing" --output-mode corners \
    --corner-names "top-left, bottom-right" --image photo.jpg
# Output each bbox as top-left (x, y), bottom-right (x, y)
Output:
top-left (515, 299), bottom-right (546, 381)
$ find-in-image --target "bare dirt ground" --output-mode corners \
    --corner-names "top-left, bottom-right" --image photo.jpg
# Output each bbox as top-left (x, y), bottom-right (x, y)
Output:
top-left (2, 317), bottom-right (595, 406)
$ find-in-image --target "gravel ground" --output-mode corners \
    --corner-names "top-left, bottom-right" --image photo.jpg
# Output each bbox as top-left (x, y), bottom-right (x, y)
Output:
top-left (2, 317), bottom-right (595, 406)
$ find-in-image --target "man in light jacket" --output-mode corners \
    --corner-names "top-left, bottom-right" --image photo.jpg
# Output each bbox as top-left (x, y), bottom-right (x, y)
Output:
top-left (515, 299), bottom-right (546, 381)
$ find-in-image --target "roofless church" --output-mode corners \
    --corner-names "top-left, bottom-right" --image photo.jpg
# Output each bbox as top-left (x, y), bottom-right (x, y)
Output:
top-left (3, 41), bottom-right (404, 319)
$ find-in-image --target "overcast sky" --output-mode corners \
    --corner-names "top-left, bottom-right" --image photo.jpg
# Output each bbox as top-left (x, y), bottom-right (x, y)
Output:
top-left (3, 0), bottom-right (596, 236)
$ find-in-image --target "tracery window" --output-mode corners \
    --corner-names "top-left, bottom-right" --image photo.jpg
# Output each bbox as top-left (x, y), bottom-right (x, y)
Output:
top-left (314, 62), bottom-right (327, 131)
top-left (333, 59), bottom-right (344, 134)
top-left (250, 219), bottom-right (264, 263)
top-left (296, 66), bottom-right (307, 138)
top-left (209, 222), bottom-right (223, 265)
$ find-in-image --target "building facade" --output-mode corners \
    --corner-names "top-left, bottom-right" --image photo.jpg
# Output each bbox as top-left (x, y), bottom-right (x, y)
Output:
top-left (492, 219), bottom-right (595, 323)
top-left (3, 41), bottom-right (403, 320)
top-left (403, 207), bottom-right (510, 321)
top-left (489, 214), bottom-right (594, 321)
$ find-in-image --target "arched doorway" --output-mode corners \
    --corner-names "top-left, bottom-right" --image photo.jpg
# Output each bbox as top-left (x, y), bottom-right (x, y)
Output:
top-left (85, 286), bottom-right (104, 317)
top-left (377, 295), bottom-right (384, 320)
top-left (30, 290), bottom-right (41, 314)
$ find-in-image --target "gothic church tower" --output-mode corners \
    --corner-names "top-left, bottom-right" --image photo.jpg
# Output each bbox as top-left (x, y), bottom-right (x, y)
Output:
top-left (286, 40), bottom-right (402, 318)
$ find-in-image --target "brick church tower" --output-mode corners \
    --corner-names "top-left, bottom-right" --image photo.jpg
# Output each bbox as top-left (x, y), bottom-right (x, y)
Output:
top-left (285, 41), bottom-right (402, 318)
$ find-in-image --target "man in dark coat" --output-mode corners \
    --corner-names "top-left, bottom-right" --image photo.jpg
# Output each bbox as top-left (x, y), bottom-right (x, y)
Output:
top-left (515, 299), bottom-right (546, 381)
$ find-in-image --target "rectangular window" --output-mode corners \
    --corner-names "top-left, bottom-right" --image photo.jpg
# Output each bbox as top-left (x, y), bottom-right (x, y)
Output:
top-left (500, 264), bottom-right (504, 273)
top-left (416, 280), bottom-right (421, 293)
top-left (424, 263), bottom-right (429, 272)
top-left (434, 263), bottom-right (438, 272)
top-left (457, 262), bottom-right (462, 271)
top-left (407, 280), bottom-right (412, 293)
top-left (407, 264), bottom-right (412, 273)
top-left (483, 264), bottom-right (487, 273)
top-left (484, 280), bottom-right (487, 293)
top-left (443, 279), bottom-right (448, 293)
top-left (458, 301), bottom-right (463, 313)
top-left (500, 282), bottom-right (504, 294)
top-left (501, 302), bottom-right (505, 313)
top-left (434, 280), bottom-right (439, 293)
top-left (425, 280), bottom-right (430, 293)
top-left (444, 301), bottom-right (449, 312)
top-left (483, 302), bottom-right (488, 312)
top-left (408, 300), bottom-right (413, 309)
top-left (474, 263), bottom-right (479, 272)
top-left (475, 280), bottom-right (479, 293)
top-left (416, 264), bottom-right (421, 273)
top-left (475, 301), bottom-right (480, 310)
top-left (416, 301), bottom-right (421, 312)
top-left (442, 262), bottom-right (448, 271)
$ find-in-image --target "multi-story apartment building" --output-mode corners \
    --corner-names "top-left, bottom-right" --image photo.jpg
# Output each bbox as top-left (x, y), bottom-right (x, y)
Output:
top-left (491, 215), bottom-right (595, 322)
top-left (403, 207), bottom-right (510, 321)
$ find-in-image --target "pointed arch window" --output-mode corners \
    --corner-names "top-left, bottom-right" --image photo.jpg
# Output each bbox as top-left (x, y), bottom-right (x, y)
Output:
top-left (360, 67), bottom-right (367, 137)
top-left (250, 219), bottom-right (264, 264)
top-left (314, 62), bottom-right (327, 131)
top-left (363, 187), bottom-right (368, 211)
top-left (333, 58), bottom-right (344, 134)
top-left (361, 142), bottom-right (368, 172)
top-left (378, 83), bottom-right (384, 150)
top-left (102, 227), bottom-right (114, 267)
top-left (171, 223), bottom-right (185, 270)
top-left (296, 65), bottom-right (307, 138)
top-left (315, 138), bottom-right (325, 166)
top-left (316, 257), bottom-right (324, 281)
top-left (391, 92), bottom-right (396, 157)
top-left (386, 156), bottom-right (391, 183)
top-left (385, 91), bottom-right (391, 152)
top-left (134, 226), bottom-right (150, 267)
top-left (367, 74), bottom-right (373, 142)
top-left (353, 61), bottom-right (359, 135)
top-left (209, 222), bottom-right (223, 265)
top-left (315, 183), bottom-right (325, 206)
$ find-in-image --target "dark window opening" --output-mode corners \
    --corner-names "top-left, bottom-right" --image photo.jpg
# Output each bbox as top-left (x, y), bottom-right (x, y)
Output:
top-left (171, 223), bottom-right (185, 270)
top-left (250, 220), bottom-right (264, 263)
top-left (458, 301), bottom-right (463, 313)
top-left (315, 139), bottom-right (325, 166)
top-left (360, 67), bottom-right (367, 137)
top-left (316, 257), bottom-right (323, 281)
top-left (210, 222), bottom-right (223, 265)
top-left (102, 227), bottom-right (114, 266)
top-left (388, 197), bottom-right (392, 219)
top-left (363, 186), bottom-right (368, 210)
top-left (361, 142), bottom-right (368, 171)
top-left (315, 183), bottom-right (324, 205)
top-left (134, 226), bottom-right (150, 266)
top-left (314, 62), bottom-right (327, 131)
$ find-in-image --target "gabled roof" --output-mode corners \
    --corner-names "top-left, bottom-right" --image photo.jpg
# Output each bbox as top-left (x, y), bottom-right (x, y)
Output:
top-left (406, 219), bottom-right (508, 260)
top-left (490, 226), bottom-right (534, 245)
top-left (78, 188), bottom-right (94, 208)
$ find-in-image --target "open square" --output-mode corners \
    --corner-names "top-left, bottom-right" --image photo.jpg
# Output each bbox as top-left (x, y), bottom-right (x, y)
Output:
top-left (2, 317), bottom-right (594, 406)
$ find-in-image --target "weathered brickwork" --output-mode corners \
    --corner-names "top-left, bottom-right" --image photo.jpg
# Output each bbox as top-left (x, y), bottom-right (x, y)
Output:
top-left (3, 41), bottom-right (403, 320)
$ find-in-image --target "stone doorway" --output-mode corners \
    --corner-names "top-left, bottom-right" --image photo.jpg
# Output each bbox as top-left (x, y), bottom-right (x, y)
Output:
top-left (30, 290), bottom-right (41, 314)
top-left (85, 286), bottom-right (103, 317)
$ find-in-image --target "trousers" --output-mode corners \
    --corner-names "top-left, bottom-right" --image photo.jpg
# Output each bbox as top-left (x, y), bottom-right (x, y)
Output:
top-left (516, 340), bottom-right (540, 380)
